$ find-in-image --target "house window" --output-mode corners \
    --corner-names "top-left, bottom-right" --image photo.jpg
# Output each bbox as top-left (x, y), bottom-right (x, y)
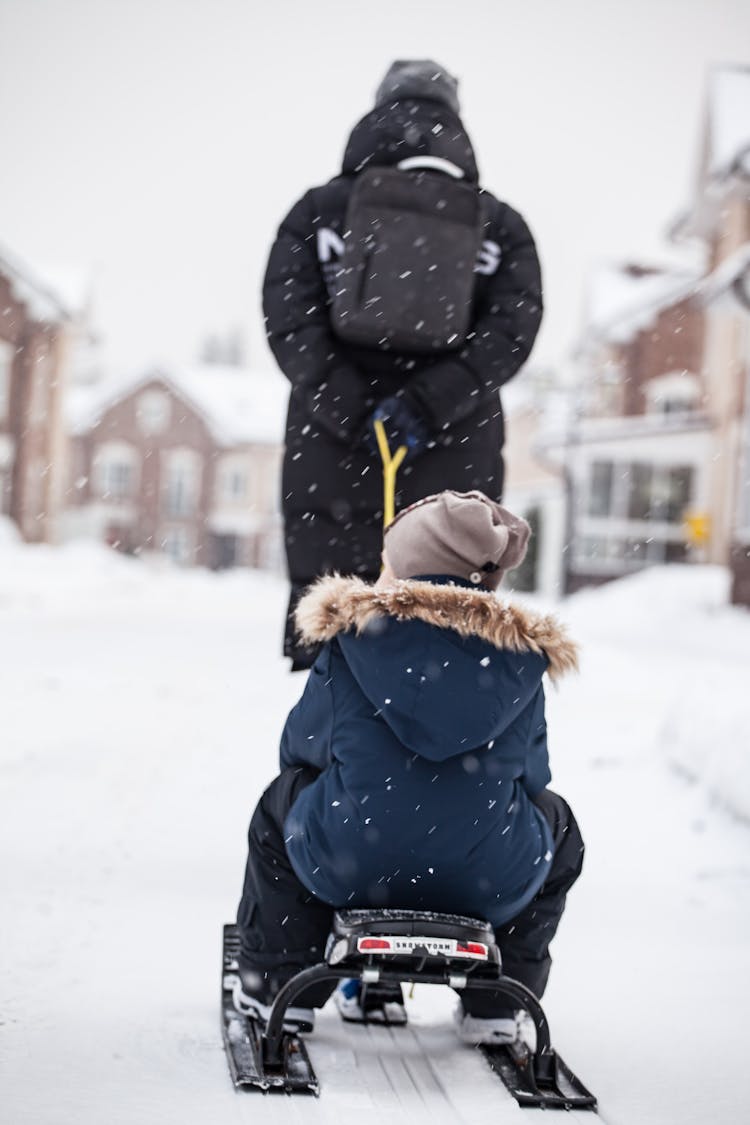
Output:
top-left (663, 466), bottom-right (694, 523)
top-left (211, 533), bottom-right (238, 570)
top-left (0, 339), bottom-right (13, 423)
top-left (216, 454), bottom-right (250, 505)
top-left (161, 526), bottom-right (193, 564)
top-left (103, 462), bottom-right (132, 498)
top-left (627, 464), bottom-right (654, 519)
top-left (93, 441), bottom-right (139, 500)
top-left (578, 536), bottom-right (609, 561)
top-left (664, 541), bottom-right (689, 563)
top-left (626, 463), bottom-right (693, 523)
top-left (646, 372), bottom-right (700, 416)
top-left (662, 397), bottom-right (692, 415)
top-left (224, 469), bottom-right (247, 501)
top-left (137, 389), bottom-right (171, 436)
top-left (587, 461), bottom-right (614, 517)
top-left (623, 537), bottom-right (648, 560)
top-left (577, 460), bottom-right (697, 573)
top-left (162, 448), bottom-right (201, 517)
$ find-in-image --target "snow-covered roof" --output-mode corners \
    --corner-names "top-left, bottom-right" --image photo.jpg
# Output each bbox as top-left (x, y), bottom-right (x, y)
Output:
top-left (583, 263), bottom-right (701, 346)
top-left (35, 264), bottom-right (93, 319)
top-left (174, 365), bottom-right (287, 445)
top-left (67, 363), bottom-right (287, 447)
top-left (700, 241), bottom-right (750, 310)
top-left (707, 65), bottom-right (750, 179)
top-left (0, 241), bottom-right (75, 325)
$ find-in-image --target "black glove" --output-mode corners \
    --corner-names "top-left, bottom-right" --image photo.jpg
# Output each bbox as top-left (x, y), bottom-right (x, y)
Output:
top-left (364, 394), bottom-right (430, 458)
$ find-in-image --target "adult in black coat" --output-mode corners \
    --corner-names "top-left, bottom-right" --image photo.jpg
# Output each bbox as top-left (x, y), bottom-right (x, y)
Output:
top-left (263, 61), bottom-right (543, 668)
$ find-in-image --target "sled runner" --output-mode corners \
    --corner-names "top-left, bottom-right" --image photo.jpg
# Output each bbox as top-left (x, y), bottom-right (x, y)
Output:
top-left (221, 912), bottom-right (597, 1109)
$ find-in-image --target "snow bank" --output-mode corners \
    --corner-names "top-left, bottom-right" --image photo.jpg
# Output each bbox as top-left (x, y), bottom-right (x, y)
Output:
top-left (0, 537), bottom-right (155, 613)
top-left (563, 564), bottom-right (750, 821)
top-left (0, 513), bottom-right (22, 545)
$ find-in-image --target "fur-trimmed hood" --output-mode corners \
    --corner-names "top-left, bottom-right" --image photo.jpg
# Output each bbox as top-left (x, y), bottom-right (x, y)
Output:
top-left (296, 574), bottom-right (578, 682)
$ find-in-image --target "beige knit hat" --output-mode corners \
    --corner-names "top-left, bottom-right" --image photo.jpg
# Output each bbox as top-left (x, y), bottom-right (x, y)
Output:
top-left (383, 490), bottom-right (530, 590)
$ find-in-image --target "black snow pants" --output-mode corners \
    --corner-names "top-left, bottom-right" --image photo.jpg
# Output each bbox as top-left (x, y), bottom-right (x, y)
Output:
top-left (458, 787), bottom-right (585, 1018)
top-left (236, 766), bottom-right (336, 1007)
top-left (236, 769), bottom-right (584, 1012)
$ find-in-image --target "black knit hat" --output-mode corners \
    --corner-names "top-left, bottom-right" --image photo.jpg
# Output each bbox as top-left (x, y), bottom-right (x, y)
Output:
top-left (374, 60), bottom-right (460, 115)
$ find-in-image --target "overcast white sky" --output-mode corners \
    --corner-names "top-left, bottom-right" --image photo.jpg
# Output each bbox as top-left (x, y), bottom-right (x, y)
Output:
top-left (1, 0), bottom-right (748, 376)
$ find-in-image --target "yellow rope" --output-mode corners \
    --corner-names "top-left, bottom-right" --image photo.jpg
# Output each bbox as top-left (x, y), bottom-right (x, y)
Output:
top-left (374, 418), bottom-right (407, 530)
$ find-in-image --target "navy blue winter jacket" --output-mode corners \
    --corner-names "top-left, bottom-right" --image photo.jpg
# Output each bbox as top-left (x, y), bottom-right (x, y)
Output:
top-left (281, 575), bottom-right (578, 928)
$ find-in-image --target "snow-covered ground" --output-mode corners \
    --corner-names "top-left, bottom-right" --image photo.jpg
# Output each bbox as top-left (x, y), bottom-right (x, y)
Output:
top-left (1, 540), bottom-right (749, 1124)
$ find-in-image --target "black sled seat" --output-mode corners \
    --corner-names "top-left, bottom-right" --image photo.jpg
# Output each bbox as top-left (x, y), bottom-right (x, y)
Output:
top-left (326, 908), bottom-right (501, 970)
top-left (221, 912), bottom-right (597, 1109)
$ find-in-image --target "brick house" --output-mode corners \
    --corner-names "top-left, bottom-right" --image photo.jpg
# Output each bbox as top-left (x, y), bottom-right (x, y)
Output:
top-left (0, 243), bottom-right (74, 543)
top-left (675, 65), bottom-right (750, 606)
top-left (542, 64), bottom-right (749, 596)
top-left (66, 365), bottom-right (286, 570)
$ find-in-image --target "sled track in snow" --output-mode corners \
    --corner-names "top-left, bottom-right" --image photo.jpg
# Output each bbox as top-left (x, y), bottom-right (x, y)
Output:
top-left (230, 1007), bottom-right (605, 1123)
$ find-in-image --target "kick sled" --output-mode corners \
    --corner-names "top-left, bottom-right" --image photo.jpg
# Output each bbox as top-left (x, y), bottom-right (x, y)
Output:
top-left (221, 910), bottom-right (597, 1109)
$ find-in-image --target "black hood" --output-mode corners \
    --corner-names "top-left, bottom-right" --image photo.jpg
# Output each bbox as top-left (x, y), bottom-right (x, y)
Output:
top-left (341, 98), bottom-right (479, 184)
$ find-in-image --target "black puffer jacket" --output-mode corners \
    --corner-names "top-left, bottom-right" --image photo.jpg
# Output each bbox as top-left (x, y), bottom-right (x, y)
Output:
top-left (263, 99), bottom-right (543, 666)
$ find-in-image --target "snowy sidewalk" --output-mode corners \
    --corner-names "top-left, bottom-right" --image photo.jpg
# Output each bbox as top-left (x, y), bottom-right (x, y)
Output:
top-left (1, 546), bottom-right (748, 1124)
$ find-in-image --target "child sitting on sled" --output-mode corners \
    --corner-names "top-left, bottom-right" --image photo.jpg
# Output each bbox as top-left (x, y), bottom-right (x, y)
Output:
top-left (234, 490), bottom-right (584, 1045)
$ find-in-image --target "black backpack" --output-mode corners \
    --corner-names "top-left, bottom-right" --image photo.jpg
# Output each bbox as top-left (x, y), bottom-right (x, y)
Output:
top-left (330, 164), bottom-right (484, 354)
